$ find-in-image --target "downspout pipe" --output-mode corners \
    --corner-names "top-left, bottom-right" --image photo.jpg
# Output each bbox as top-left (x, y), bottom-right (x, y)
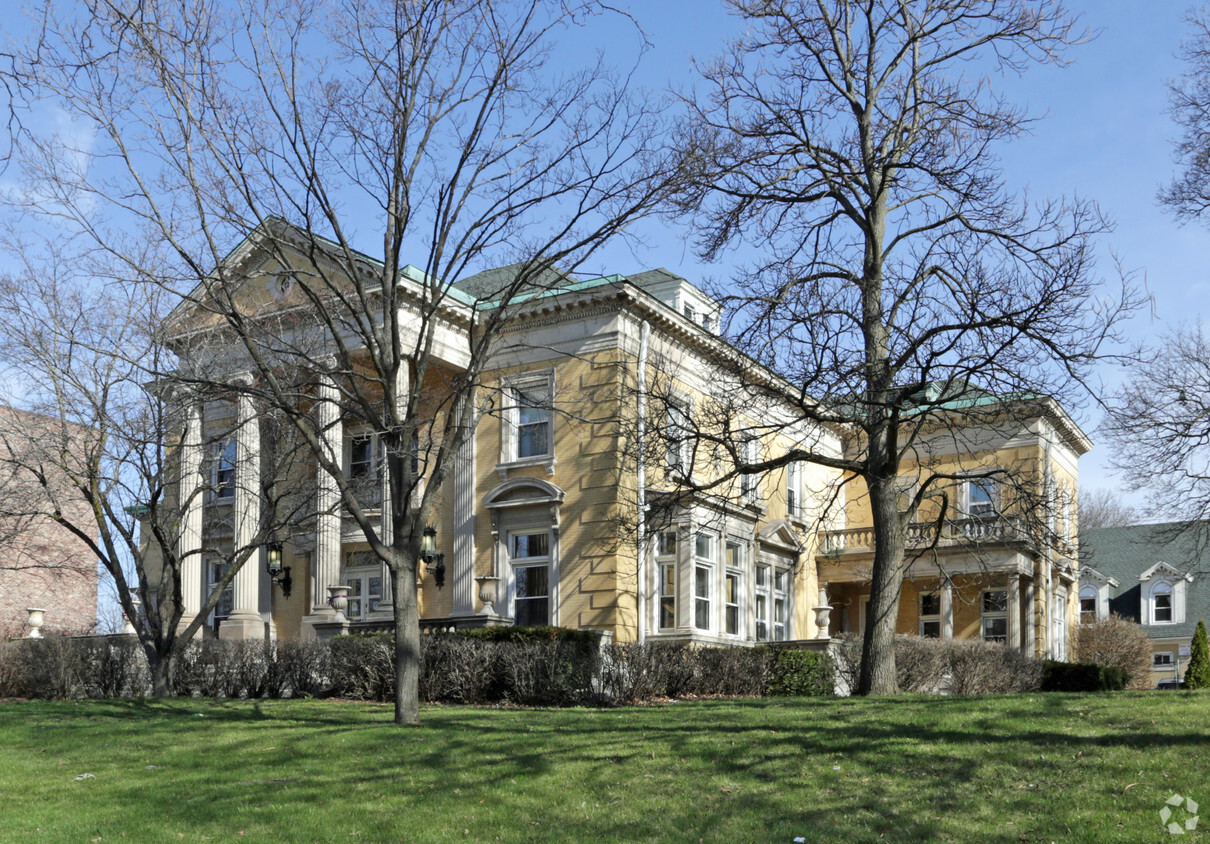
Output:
top-left (636, 319), bottom-right (650, 644)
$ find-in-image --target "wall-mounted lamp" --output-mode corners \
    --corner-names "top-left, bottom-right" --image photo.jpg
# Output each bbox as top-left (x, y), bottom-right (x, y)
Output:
top-left (421, 526), bottom-right (446, 589)
top-left (266, 542), bottom-right (292, 598)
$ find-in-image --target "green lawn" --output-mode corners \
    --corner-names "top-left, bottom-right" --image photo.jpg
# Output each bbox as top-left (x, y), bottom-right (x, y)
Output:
top-left (0, 693), bottom-right (1206, 842)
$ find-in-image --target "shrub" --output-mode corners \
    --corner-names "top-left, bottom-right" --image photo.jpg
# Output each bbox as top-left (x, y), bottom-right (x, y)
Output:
top-left (329, 634), bottom-right (394, 701)
top-left (598, 641), bottom-right (695, 702)
top-left (419, 635), bottom-right (496, 703)
top-left (1185, 619), bottom-right (1210, 690)
top-left (1076, 614), bottom-right (1153, 690)
top-left (1040, 660), bottom-right (1127, 692)
top-left (894, 635), bottom-right (950, 694)
top-left (266, 640), bottom-right (330, 698)
top-left (831, 633), bottom-right (1041, 695)
top-left (767, 648), bottom-right (833, 696)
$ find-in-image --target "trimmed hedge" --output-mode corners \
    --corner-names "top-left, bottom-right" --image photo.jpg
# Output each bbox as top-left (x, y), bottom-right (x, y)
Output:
top-left (767, 649), bottom-right (834, 696)
top-left (1, 629), bottom-right (835, 704)
top-left (1040, 660), bottom-right (1127, 692)
top-left (833, 634), bottom-right (1043, 695)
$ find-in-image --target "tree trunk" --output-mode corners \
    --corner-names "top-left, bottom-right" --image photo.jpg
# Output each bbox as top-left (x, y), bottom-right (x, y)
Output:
top-left (857, 474), bottom-right (904, 695)
top-left (147, 647), bottom-right (176, 698)
top-left (391, 563), bottom-right (421, 725)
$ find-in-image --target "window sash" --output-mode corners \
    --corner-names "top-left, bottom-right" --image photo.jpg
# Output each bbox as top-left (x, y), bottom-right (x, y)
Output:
top-left (755, 594), bottom-right (769, 641)
top-left (694, 565), bottom-right (711, 630)
top-left (725, 572), bottom-right (741, 636)
top-left (786, 462), bottom-right (802, 518)
top-left (514, 563), bottom-right (550, 627)
top-left (505, 379), bottom-right (552, 462)
top-left (1154, 593), bottom-right (1173, 623)
top-left (665, 403), bottom-right (690, 474)
top-left (208, 561), bottom-right (233, 619)
top-left (966, 479), bottom-right (995, 518)
top-left (659, 562), bottom-right (676, 630)
top-left (919, 592), bottom-right (941, 638)
top-left (981, 589), bottom-right (1008, 643)
top-left (214, 440), bottom-right (236, 499)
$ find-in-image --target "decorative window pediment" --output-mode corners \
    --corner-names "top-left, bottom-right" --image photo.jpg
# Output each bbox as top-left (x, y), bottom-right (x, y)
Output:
top-left (1138, 561), bottom-right (1193, 583)
top-left (757, 519), bottom-right (802, 554)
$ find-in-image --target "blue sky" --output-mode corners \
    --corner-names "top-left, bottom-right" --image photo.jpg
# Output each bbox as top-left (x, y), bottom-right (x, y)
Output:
top-left (4, 1), bottom-right (1201, 501)
top-left (574, 0), bottom-right (1210, 501)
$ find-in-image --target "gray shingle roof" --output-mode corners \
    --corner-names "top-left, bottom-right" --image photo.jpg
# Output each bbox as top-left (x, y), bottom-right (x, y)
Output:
top-left (1079, 521), bottom-right (1210, 640)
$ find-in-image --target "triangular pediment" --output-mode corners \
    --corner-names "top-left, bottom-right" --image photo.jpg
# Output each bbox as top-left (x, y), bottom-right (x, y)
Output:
top-left (1079, 566), bottom-right (1119, 588)
top-left (757, 519), bottom-right (803, 553)
top-left (1139, 561), bottom-right (1193, 583)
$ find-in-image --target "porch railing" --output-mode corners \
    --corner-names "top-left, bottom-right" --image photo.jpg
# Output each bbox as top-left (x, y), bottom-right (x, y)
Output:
top-left (820, 516), bottom-right (1028, 555)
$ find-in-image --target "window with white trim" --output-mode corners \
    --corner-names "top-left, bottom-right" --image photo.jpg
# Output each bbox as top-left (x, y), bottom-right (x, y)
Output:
top-left (502, 374), bottom-right (554, 463)
top-left (510, 531), bottom-right (551, 627)
top-left (1051, 590), bottom-right (1068, 659)
top-left (656, 531), bottom-right (677, 631)
top-left (1152, 581), bottom-right (1174, 624)
top-left (693, 532), bottom-right (715, 631)
top-left (739, 438), bottom-right (760, 505)
top-left (919, 592), bottom-right (941, 638)
top-left (981, 589), bottom-right (1008, 643)
top-left (773, 568), bottom-right (789, 641)
top-left (755, 564), bottom-right (770, 641)
top-left (1154, 652), bottom-right (1174, 667)
top-left (212, 439), bottom-right (236, 501)
top-left (724, 541), bottom-right (744, 636)
top-left (347, 433), bottom-right (382, 507)
top-left (1079, 585), bottom-right (1098, 624)
top-left (786, 460), bottom-right (802, 520)
top-left (964, 477), bottom-right (996, 519)
top-left (665, 402), bottom-right (691, 476)
top-left (207, 559), bottom-right (233, 625)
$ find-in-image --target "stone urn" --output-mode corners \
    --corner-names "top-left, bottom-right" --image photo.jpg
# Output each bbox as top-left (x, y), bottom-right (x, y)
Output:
top-left (475, 576), bottom-right (500, 616)
top-left (327, 585), bottom-right (351, 621)
top-left (25, 608), bottom-right (46, 638)
top-left (812, 604), bottom-right (832, 638)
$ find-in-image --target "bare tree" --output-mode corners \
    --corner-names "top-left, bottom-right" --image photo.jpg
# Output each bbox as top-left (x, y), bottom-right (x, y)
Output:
top-left (667, 0), bottom-right (1138, 694)
top-left (1161, 9), bottom-right (1210, 220)
top-left (4, 0), bottom-right (671, 723)
top-left (1103, 325), bottom-right (1210, 526)
top-left (1077, 487), bottom-right (1136, 531)
top-left (0, 232), bottom-right (311, 695)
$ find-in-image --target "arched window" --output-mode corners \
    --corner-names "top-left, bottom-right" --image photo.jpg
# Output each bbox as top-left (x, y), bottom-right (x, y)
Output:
top-left (1079, 585), bottom-right (1098, 624)
top-left (483, 479), bottom-right (564, 627)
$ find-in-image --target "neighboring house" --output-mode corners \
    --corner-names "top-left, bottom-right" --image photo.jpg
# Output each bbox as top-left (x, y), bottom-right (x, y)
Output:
top-left (0, 408), bottom-right (99, 636)
top-left (153, 219), bottom-right (1085, 656)
top-left (818, 390), bottom-right (1087, 660)
top-left (1079, 522), bottom-right (1209, 687)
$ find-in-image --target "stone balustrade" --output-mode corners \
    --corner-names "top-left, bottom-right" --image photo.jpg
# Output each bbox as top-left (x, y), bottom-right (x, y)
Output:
top-left (821, 516), bottom-right (1028, 555)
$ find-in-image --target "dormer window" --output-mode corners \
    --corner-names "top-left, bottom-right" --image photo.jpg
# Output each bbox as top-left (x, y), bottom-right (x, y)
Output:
top-left (1140, 563), bottom-right (1190, 627)
top-left (1079, 585), bottom-right (1098, 624)
top-left (1153, 582), bottom-right (1173, 624)
top-left (683, 303), bottom-right (695, 322)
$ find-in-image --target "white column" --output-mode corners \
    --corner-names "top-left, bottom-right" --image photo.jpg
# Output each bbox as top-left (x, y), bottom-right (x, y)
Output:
top-left (452, 427), bottom-right (476, 616)
top-left (1006, 572), bottom-right (1021, 651)
top-left (177, 402), bottom-right (204, 634)
top-left (1024, 576), bottom-right (1036, 657)
top-left (222, 389), bottom-right (264, 640)
top-left (313, 372), bottom-right (343, 615)
top-left (941, 578), bottom-right (954, 641)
